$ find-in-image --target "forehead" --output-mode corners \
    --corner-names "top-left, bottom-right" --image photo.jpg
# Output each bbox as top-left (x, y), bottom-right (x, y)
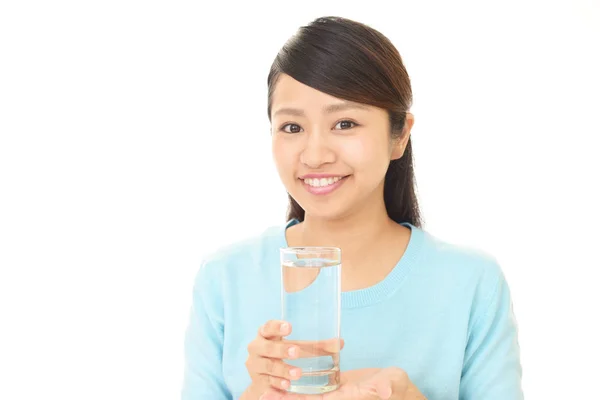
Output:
top-left (271, 74), bottom-right (369, 109)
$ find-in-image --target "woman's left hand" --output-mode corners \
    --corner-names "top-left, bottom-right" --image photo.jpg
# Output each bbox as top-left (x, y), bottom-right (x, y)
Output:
top-left (259, 367), bottom-right (427, 400)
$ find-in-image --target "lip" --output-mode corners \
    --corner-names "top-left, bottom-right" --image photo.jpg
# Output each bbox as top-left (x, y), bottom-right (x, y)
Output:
top-left (298, 173), bottom-right (347, 179)
top-left (300, 175), bottom-right (349, 196)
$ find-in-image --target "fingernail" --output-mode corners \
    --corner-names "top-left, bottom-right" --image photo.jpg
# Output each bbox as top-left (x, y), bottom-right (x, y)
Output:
top-left (281, 379), bottom-right (290, 389)
top-left (380, 385), bottom-right (392, 399)
top-left (280, 323), bottom-right (289, 334)
top-left (290, 368), bottom-right (301, 378)
top-left (288, 346), bottom-right (297, 358)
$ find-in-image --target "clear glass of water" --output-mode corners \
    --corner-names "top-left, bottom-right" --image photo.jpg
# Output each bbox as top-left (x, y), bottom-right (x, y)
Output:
top-left (280, 246), bottom-right (342, 394)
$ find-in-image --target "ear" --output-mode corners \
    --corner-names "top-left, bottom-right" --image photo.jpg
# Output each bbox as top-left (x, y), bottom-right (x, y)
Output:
top-left (390, 112), bottom-right (414, 160)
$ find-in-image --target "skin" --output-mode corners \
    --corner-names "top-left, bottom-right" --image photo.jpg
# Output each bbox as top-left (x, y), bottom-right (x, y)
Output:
top-left (243, 322), bottom-right (427, 400)
top-left (242, 74), bottom-right (426, 400)
top-left (271, 74), bottom-right (414, 292)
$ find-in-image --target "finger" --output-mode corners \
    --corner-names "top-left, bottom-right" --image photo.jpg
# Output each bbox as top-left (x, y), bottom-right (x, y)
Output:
top-left (379, 367), bottom-right (409, 393)
top-left (252, 336), bottom-right (301, 360)
top-left (282, 392), bottom-right (324, 400)
top-left (276, 389), bottom-right (324, 400)
top-left (259, 387), bottom-right (288, 400)
top-left (255, 356), bottom-right (302, 380)
top-left (375, 381), bottom-right (392, 400)
top-left (267, 375), bottom-right (291, 391)
top-left (260, 320), bottom-right (292, 339)
top-left (369, 367), bottom-right (409, 399)
top-left (284, 338), bottom-right (343, 358)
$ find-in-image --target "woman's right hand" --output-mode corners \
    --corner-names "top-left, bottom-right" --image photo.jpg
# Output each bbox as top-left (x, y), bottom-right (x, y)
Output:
top-left (244, 320), bottom-right (302, 395)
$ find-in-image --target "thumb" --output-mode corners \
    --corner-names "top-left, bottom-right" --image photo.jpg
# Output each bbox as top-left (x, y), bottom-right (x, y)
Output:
top-left (373, 367), bottom-right (409, 399)
top-left (375, 381), bottom-right (392, 400)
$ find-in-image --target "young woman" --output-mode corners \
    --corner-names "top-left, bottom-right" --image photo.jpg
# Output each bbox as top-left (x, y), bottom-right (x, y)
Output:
top-left (182, 16), bottom-right (523, 400)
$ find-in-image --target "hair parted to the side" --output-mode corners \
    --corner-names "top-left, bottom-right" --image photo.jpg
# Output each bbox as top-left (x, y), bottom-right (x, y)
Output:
top-left (267, 16), bottom-right (422, 228)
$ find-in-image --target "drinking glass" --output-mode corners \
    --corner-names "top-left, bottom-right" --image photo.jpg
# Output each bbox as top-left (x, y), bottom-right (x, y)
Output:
top-left (280, 246), bottom-right (342, 394)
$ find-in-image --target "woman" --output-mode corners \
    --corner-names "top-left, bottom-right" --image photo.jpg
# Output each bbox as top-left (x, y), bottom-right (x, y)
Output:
top-left (182, 16), bottom-right (523, 400)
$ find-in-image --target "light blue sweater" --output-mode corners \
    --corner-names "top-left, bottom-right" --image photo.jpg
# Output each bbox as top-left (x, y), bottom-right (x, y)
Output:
top-left (182, 219), bottom-right (523, 399)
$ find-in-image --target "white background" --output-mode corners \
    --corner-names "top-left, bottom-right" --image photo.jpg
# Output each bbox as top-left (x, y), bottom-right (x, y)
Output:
top-left (1, 0), bottom-right (599, 398)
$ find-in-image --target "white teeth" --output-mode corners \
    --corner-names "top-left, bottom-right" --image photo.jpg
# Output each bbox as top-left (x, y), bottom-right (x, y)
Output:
top-left (303, 176), bottom-right (343, 187)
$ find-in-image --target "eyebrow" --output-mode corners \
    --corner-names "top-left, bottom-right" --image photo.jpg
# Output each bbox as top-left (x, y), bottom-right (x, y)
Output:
top-left (272, 102), bottom-right (370, 118)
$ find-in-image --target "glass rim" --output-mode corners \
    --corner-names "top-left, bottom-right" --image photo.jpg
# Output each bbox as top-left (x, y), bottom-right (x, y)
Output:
top-left (280, 246), bottom-right (341, 255)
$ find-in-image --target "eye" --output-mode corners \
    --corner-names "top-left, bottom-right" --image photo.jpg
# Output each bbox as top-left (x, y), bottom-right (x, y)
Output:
top-left (334, 120), bottom-right (357, 130)
top-left (281, 123), bottom-right (303, 134)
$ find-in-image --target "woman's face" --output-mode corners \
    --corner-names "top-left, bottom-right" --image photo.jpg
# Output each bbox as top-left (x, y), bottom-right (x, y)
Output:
top-left (270, 74), bottom-right (412, 221)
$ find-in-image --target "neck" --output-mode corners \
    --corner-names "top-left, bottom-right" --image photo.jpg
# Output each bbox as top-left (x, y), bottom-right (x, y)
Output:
top-left (296, 196), bottom-right (396, 267)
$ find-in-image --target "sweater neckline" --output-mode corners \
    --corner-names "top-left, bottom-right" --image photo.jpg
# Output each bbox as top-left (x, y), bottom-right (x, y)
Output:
top-left (278, 218), bottom-right (425, 309)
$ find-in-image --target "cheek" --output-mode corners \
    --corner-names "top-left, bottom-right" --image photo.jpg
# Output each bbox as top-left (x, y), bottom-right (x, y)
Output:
top-left (338, 136), bottom-right (389, 173)
top-left (272, 138), bottom-right (296, 176)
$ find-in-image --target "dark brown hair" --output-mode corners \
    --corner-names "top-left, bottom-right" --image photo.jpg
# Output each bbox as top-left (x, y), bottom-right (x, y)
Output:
top-left (267, 16), bottom-right (422, 227)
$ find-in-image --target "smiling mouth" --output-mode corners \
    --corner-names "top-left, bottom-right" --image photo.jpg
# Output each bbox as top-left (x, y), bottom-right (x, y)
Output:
top-left (299, 175), bottom-right (350, 195)
top-left (301, 176), bottom-right (347, 188)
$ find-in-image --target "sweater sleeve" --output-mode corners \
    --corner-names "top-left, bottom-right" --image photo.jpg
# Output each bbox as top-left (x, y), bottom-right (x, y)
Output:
top-left (459, 263), bottom-right (524, 400)
top-left (181, 261), bottom-right (232, 400)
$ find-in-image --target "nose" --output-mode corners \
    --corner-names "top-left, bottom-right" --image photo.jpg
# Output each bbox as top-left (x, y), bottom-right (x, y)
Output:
top-left (300, 131), bottom-right (335, 169)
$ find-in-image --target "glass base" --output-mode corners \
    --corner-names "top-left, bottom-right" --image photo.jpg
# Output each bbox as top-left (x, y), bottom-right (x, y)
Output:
top-left (289, 383), bottom-right (338, 395)
top-left (287, 368), bottom-right (339, 394)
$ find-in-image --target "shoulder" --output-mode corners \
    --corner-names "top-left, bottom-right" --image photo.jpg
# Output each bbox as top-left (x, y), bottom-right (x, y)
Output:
top-left (412, 227), bottom-right (514, 328)
top-left (419, 227), bottom-right (504, 280)
top-left (413, 226), bottom-right (508, 305)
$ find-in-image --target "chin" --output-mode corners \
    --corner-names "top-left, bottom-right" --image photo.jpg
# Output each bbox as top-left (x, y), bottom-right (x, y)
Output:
top-left (288, 177), bottom-right (356, 221)
top-left (299, 202), bottom-right (350, 222)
